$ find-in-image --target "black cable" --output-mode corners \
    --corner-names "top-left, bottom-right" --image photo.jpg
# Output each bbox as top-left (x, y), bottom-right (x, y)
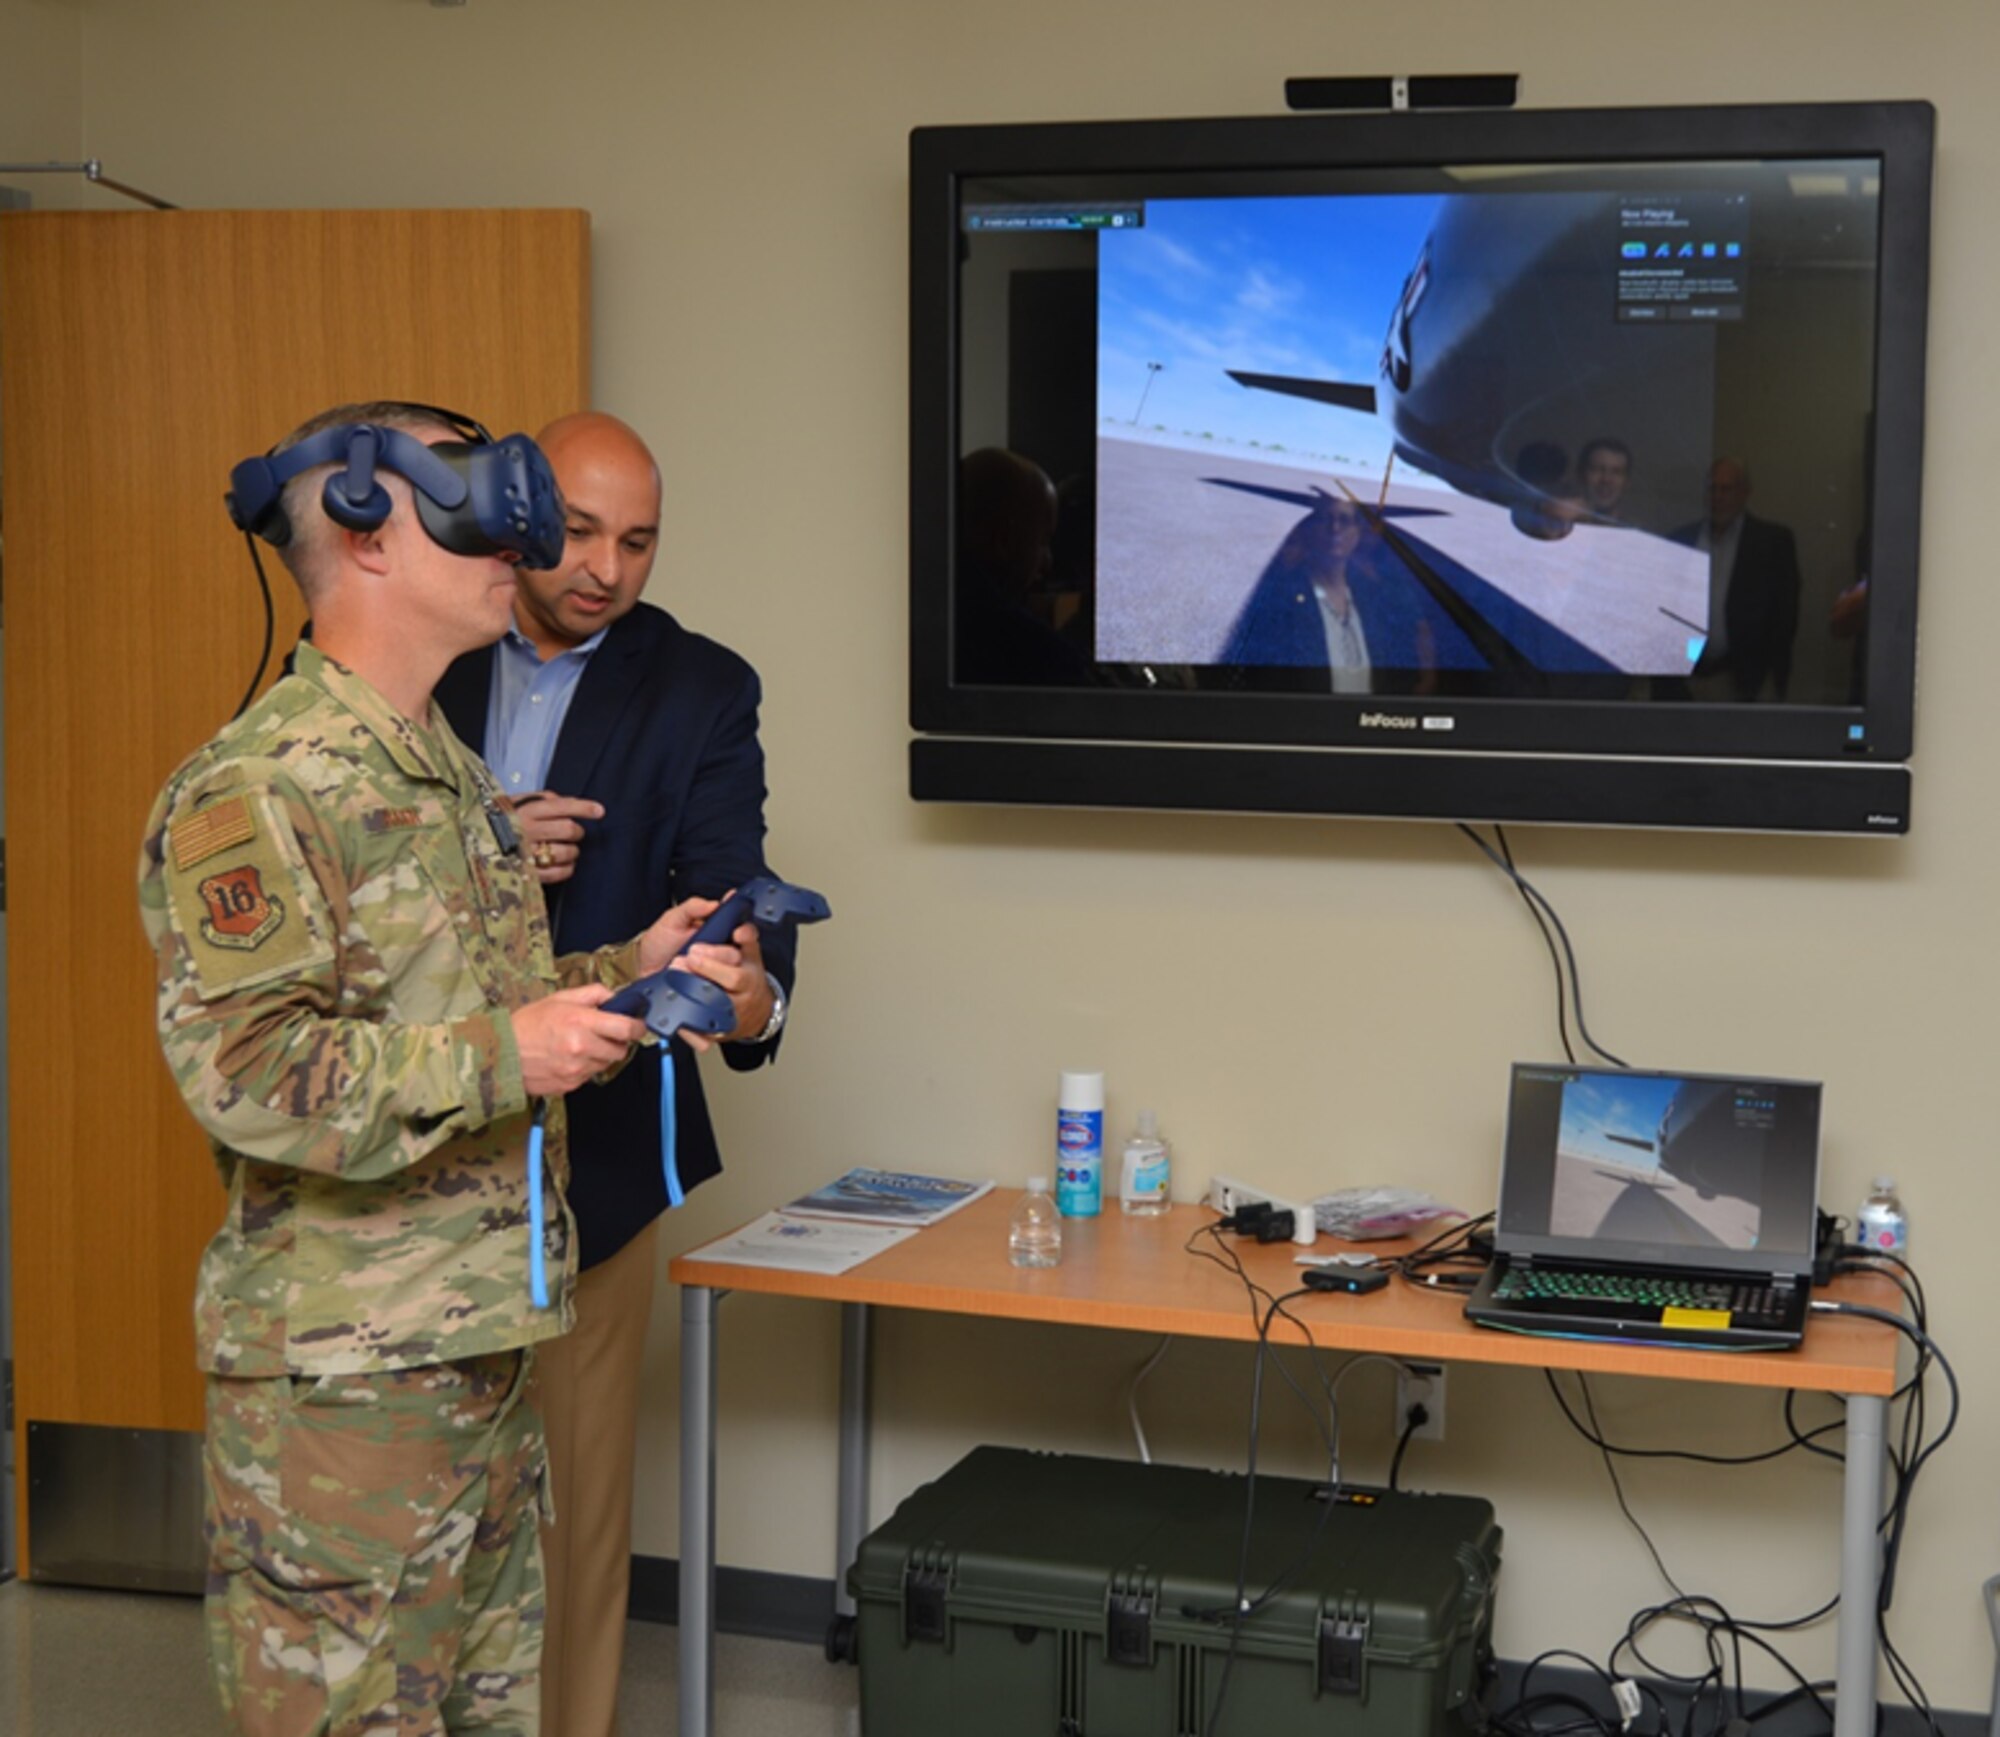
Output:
top-left (1817, 1301), bottom-right (1956, 1606)
top-left (1195, 1274), bottom-right (1327, 1737)
top-left (1458, 823), bottom-right (1628, 1068)
top-left (1183, 1220), bottom-right (1375, 1737)
top-left (1494, 1647), bottom-right (1670, 1737)
top-left (1546, 1369), bottom-right (1846, 1468)
top-left (1780, 1389), bottom-right (1846, 1464)
top-left (1572, 1372), bottom-right (1687, 1601)
top-left (1516, 1292), bottom-right (1952, 1737)
top-left (1845, 1247), bottom-right (1925, 1326)
top-left (1400, 1207), bottom-right (1494, 1262)
top-left (1879, 1621), bottom-right (1937, 1735)
top-left (1614, 1596), bottom-right (1835, 1735)
top-left (1496, 1695), bottom-right (1622, 1737)
top-left (1391, 1208), bottom-right (1496, 1293)
top-left (1570, 1300), bottom-right (1953, 1737)
top-left (1495, 823), bottom-right (1578, 1064)
top-left (1808, 1298), bottom-right (1955, 1737)
top-left (1830, 1255), bottom-right (1930, 1507)
top-left (1387, 1407), bottom-right (1421, 1492)
top-left (232, 532), bottom-right (277, 720)
top-left (1838, 1254), bottom-right (1931, 1578)
top-left (1741, 1679), bottom-right (1836, 1726)
top-left (1184, 1222), bottom-right (1341, 1459)
top-left (1544, 1288), bottom-right (1952, 1720)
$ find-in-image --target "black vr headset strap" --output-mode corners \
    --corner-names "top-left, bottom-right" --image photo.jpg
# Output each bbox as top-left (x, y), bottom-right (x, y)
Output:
top-left (391, 402), bottom-right (495, 446)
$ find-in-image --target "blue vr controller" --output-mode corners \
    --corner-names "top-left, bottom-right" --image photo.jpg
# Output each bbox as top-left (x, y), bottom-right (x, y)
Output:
top-left (604, 875), bottom-right (831, 1044)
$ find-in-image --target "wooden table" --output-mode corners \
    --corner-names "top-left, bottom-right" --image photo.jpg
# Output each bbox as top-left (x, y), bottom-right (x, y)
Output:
top-left (668, 1194), bottom-right (1903, 1737)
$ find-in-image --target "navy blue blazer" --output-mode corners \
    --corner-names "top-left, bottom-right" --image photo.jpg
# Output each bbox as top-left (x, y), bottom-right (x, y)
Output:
top-left (437, 602), bottom-right (792, 1270)
top-left (1671, 513), bottom-right (1803, 701)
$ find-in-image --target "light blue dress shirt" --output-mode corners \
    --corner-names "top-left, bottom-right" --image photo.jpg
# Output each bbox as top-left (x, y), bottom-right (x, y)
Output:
top-left (484, 622), bottom-right (609, 794)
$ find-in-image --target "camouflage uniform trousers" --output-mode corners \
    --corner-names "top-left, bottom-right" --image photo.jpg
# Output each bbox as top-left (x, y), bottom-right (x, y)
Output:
top-left (203, 1349), bottom-right (548, 1735)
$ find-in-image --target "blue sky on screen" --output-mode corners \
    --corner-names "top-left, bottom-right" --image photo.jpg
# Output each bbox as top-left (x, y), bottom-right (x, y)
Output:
top-left (1097, 193), bottom-right (1441, 471)
top-left (1556, 1075), bottom-right (1684, 1173)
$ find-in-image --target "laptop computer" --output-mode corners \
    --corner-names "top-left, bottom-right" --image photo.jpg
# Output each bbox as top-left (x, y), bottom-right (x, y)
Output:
top-left (1464, 1063), bottom-right (1823, 1350)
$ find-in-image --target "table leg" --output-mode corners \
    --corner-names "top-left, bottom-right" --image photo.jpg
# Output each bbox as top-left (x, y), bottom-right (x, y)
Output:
top-left (679, 1284), bottom-right (721, 1737)
top-left (833, 1301), bottom-right (873, 1620)
top-left (1834, 1390), bottom-right (1886, 1737)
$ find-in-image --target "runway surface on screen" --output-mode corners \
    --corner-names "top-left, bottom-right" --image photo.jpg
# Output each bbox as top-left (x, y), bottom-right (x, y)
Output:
top-left (1550, 1074), bottom-right (1762, 1250)
top-left (1093, 191), bottom-right (1717, 678)
top-left (1095, 435), bottom-right (1709, 671)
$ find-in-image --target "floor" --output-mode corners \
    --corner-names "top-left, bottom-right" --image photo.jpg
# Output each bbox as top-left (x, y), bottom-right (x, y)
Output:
top-left (0, 1579), bottom-right (860, 1735)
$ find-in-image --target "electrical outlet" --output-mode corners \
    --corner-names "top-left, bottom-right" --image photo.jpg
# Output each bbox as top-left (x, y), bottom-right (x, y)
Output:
top-left (1395, 1362), bottom-right (1445, 1442)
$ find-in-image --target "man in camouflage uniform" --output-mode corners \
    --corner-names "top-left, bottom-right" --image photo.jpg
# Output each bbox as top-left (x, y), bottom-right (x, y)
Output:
top-left (139, 403), bottom-right (739, 1734)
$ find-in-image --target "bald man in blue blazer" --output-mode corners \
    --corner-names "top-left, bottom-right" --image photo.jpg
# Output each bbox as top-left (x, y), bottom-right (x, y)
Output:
top-left (437, 411), bottom-right (795, 1737)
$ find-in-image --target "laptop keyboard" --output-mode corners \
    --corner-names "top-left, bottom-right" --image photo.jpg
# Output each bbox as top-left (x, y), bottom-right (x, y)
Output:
top-left (1491, 1268), bottom-right (1790, 1324)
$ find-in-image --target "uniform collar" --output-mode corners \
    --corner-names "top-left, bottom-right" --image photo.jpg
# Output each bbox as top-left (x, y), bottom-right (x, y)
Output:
top-left (292, 641), bottom-right (462, 789)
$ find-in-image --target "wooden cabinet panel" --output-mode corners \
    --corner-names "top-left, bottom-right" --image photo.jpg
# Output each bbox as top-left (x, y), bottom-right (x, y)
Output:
top-left (1, 208), bottom-right (589, 1569)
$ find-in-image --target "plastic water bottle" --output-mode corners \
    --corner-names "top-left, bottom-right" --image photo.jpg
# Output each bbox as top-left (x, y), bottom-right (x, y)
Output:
top-left (1855, 1177), bottom-right (1908, 1255)
top-left (1009, 1177), bottom-right (1063, 1268)
top-left (1056, 1070), bottom-right (1104, 1218)
top-left (1119, 1108), bottom-right (1171, 1217)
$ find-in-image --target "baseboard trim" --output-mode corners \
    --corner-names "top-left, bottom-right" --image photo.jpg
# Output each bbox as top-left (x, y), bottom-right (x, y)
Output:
top-left (627, 1554), bottom-right (834, 1647)
top-left (628, 1555), bottom-right (1983, 1736)
top-left (1489, 1660), bottom-right (1982, 1737)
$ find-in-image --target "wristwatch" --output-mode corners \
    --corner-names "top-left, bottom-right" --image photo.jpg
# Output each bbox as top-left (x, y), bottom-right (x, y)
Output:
top-left (740, 976), bottom-right (786, 1045)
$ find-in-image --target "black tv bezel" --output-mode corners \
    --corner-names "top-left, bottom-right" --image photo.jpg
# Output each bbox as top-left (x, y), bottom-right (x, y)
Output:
top-left (908, 101), bottom-right (1935, 832)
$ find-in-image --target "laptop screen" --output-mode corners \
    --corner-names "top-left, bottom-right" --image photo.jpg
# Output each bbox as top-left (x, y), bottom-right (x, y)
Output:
top-left (1497, 1065), bottom-right (1822, 1276)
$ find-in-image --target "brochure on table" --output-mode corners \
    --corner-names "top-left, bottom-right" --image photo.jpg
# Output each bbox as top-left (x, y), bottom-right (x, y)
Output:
top-left (781, 1168), bottom-right (994, 1227)
top-left (688, 1176), bottom-right (1000, 1272)
top-left (680, 1211), bottom-right (921, 1277)
top-left (682, 1170), bottom-right (993, 1275)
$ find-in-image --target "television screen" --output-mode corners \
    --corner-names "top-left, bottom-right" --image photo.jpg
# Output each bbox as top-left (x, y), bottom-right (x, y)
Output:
top-left (910, 104), bottom-right (1934, 833)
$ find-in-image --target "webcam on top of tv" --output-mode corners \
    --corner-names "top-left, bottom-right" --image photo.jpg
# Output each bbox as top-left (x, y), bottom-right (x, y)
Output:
top-left (1285, 74), bottom-right (1521, 112)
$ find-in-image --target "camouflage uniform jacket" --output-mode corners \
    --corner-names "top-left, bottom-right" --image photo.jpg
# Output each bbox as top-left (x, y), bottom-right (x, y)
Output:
top-left (139, 643), bottom-right (643, 1378)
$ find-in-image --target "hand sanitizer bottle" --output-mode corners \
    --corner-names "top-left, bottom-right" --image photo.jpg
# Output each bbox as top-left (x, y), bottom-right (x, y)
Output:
top-left (1120, 1108), bottom-right (1171, 1217)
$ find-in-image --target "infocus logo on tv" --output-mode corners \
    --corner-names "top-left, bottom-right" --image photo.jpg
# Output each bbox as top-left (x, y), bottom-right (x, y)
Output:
top-left (1357, 713), bottom-right (1456, 732)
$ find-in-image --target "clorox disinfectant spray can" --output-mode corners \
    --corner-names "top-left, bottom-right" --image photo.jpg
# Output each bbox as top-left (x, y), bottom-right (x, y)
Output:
top-left (1056, 1070), bottom-right (1104, 1217)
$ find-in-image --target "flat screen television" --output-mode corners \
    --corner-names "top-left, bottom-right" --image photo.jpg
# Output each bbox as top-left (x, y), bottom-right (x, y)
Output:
top-left (908, 102), bottom-right (1934, 833)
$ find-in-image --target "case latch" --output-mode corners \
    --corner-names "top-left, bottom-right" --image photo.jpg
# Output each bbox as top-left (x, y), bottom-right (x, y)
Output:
top-left (903, 1561), bottom-right (950, 1643)
top-left (1106, 1588), bottom-right (1154, 1665)
top-left (1318, 1613), bottom-right (1369, 1694)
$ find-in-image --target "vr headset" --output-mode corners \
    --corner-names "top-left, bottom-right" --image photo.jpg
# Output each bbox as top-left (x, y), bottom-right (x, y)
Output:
top-left (225, 403), bottom-right (565, 569)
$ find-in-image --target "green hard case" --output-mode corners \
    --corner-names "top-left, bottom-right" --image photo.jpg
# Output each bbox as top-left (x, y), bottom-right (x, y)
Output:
top-left (849, 1447), bottom-right (1500, 1737)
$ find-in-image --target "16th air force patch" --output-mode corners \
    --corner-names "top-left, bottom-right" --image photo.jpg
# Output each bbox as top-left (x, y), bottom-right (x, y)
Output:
top-left (161, 785), bottom-right (333, 996)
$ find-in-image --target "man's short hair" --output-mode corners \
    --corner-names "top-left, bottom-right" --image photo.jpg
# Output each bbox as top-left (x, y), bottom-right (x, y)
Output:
top-left (270, 401), bottom-right (456, 596)
top-left (1579, 436), bottom-right (1632, 473)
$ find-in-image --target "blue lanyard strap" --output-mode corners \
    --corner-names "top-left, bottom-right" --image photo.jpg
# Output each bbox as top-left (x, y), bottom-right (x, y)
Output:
top-left (661, 1046), bottom-right (683, 1208)
top-left (528, 1101), bottom-right (550, 1309)
top-left (528, 1046), bottom-right (682, 1306)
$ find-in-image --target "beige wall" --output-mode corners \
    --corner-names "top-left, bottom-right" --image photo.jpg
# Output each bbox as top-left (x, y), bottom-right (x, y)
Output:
top-left (22, 0), bottom-right (2000, 1708)
top-left (0, 1), bottom-right (82, 205)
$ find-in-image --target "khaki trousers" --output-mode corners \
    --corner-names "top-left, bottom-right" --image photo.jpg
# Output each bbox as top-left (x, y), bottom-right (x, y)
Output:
top-left (536, 1217), bottom-right (660, 1737)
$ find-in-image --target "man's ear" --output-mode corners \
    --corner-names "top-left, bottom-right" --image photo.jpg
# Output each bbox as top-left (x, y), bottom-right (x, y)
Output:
top-left (344, 522), bottom-right (393, 577)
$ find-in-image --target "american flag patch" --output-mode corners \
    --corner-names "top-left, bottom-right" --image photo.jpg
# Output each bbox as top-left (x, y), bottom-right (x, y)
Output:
top-left (171, 796), bottom-right (256, 869)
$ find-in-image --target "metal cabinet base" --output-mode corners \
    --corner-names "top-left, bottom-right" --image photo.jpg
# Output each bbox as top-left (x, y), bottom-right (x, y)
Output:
top-left (849, 1447), bottom-right (1501, 1737)
top-left (27, 1422), bottom-right (204, 1593)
